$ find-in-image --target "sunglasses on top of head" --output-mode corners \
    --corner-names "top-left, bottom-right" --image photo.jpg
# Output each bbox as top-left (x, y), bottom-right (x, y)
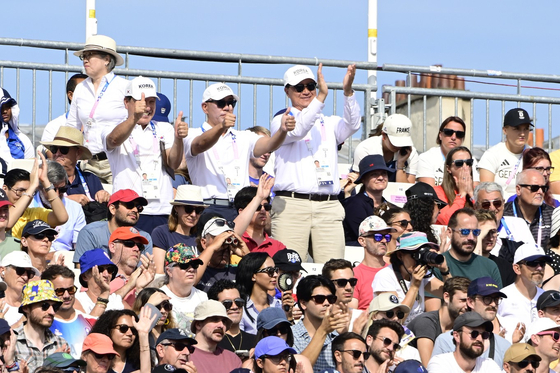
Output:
top-left (207, 98), bottom-right (237, 109)
top-left (441, 128), bottom-right (465, 139)
top-left (290, 82), bottom-right (317, 93)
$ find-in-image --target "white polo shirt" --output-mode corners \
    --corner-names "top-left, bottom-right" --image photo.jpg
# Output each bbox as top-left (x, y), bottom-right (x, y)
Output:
top-left (66, 72), bottom-right (129, 155)
top-left (101, 121), bottom-right (174, 215)
top-left (272, 95), bottom-right (361, 194)
top-left (352, 135), bottom-right (419, 176)
top-left (42, 113), bottom-right (67, 142)
top-left (497, 282), bottom-right (543, 343)
top-left (477, 142), bottom-right (528, 197)
top-left (183, 123), bottom-right (261, 199)
top-left (416, 146), bottom-right (480, 186)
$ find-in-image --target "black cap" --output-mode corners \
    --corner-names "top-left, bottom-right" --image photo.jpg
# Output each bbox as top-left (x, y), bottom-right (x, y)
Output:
top-left (0, 319), bottom-right (10, 336)
top-left (152, 365), bottom-right (188, 373)
top-left (272, 249), bottom-right (306, 273)
top-left (355, 154), bottom-right (395, 184)
top-left (453, 312), bottom-right (494, 332)
top-left (405, 182), bottom-right (447, 207)
top-left (156, 328), bottom-right (197, 346)
top-left (537, 290), bottom-right (560, 311)
top-left (504, 108), bottom-right (533, 127)
top-left (22, 219), bottom-right (58, 237)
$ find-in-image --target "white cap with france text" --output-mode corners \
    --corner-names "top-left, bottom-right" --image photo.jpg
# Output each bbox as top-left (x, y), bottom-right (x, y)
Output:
top-left (382, 114), bottom-right (413, 148)
top-left (125, 76), bottom-right (158, 101)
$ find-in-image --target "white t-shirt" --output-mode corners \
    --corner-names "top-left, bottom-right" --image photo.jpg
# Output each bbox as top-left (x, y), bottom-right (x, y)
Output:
top-left (4, 304), bottom-right (23, 326)
top-left (161, 284), bottom-right (208, 329)
top-left (352, 135), bottom-right (419, 176)
top-left (427, 352), bottom-right (502, 373)
top-left (490, 216), bottom-right (537, 256)
top-left (371, 264), bottom-right (433, 325)
top-left (42, 113), bottom-right (67, 142)
top-left (497, 283), bottom-right (543, 342)
top-left (477, 142), bottom-right (526, 198)
top-left (417, 146), bottom-right (480, 186)
top-left (101, 121), bottom-right (174, 215)
top-left (184, 124), bottom-right (261, 199)
top-left (74, 291), bottom-right (124, 314)
top-left (66, 72), bottom-right (129, 155)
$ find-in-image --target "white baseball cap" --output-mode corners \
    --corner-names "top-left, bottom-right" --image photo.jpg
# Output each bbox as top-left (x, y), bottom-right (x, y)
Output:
top-left (358, 216), bottom-right (396, 237)
top-left (513, 244), bottom-right (552, 264)
top-left (526, 317), bottom-right (560, 339)
top-left (382, 114), bottom-right (414, 148)
top-left (283, 65), bottom-right (316, 87)
top-left (202, 83), bottom-right (239, 104)
top-left (1, 251), bottom-right (40, 277)
top-left (125, 76), bottom-right (158, 101)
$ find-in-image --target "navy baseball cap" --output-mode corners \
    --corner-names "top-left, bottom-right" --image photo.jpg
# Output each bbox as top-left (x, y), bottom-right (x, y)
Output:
top-left (156, 328), bottom-right (197, 346)
top-left (393, 360), bottom-right (428, 373)
top-left (467, 277), bottom-right (507, 298)
top-left (272, 249), bottom-right (306, 273)
top-left (257, 307), bottom-right (290, 331)
top-left (22, 220), bottom-right (57, 237)
top-left (0, 319), bottom-right (10, 335)
top-left (153, 92), bottom-right (171, 122)
top-left (355, 154), bottom-right (395, 184)
top-left (78, 249), bottom-right (117, 287)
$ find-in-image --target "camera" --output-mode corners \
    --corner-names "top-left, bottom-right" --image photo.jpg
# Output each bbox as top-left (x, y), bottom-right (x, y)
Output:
top-left (412, 246), bottom-right (444, 266)
top-left (224, 236), bottom-right (239, 245)
top-left (278, 273), bottom-right (294, 291)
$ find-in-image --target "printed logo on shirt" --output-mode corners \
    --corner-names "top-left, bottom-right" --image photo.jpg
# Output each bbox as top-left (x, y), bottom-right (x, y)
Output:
top-left (500, 160), bottom-right (510, 167)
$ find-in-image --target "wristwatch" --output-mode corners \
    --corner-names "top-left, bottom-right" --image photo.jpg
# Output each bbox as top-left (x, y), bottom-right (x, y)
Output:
top-left (44, 184), bottom-right (55, 192)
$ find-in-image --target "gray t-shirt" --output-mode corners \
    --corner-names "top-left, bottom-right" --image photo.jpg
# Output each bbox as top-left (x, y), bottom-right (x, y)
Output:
top-left (408, 310), bottom-right (442, 346)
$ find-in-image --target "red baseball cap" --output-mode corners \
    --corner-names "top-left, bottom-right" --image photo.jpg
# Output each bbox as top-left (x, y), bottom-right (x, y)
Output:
top-left (82, 333), bottom-right (120, 357)
top-left (0, 189), bottom-right (13, 208)
top-left (109, 227), bottom-right (149, 244)
top-left (108, 189), bottom-right (148, 206)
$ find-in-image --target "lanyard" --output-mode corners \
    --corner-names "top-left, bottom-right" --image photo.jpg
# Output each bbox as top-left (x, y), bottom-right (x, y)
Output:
top-left (500, 217), bottom-right (514, 240)
top-left (505, 145), bottom-right (526, 187)
top-left (200, 125), bottom-right (239, 161)
top-left (88, 75), bottom-right (116, 120)
top-left (76, 167), bottom-right (93, 201)
top-left (512, 200), bottom-right (542, 248)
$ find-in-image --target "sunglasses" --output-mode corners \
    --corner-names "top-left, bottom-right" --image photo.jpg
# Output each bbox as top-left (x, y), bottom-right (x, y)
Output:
top-left (519, 184), bottom-right (549, 193)
top-left (333, 278), bottom-right (358, 288)
top-left (520, 260), bottom-right (547, 268)
top-left (452, 159), bottom-right (473, 167)
top-left (452, 228), bottom-right (481, 237)
top-left (208, 99), bottom-right (237, 109)
top-left (97, 265), bottom-right (116, 275)
top-left (291, 82), bottom-right (317, 93)
top-left (529, 166), bottom-right (554, 174)
top-left (118, 201), bottom-right (144, 213)
top-left (92, 353), bottom-right (116, 361)
top-left (538, 331), bottom-right (560, 342)
top-left (265, 324), bottom-right (291, 336)
top-left (183, 205), bottom-right (206, 215)
top-left (161, 342), bottom-right (195, 354)
top-left (309, 294), bottom-right (337, 305)
top-left (514, 360), bottom-right (540, 369)
top-left (206, 219), bottom-right (235, 234)
top-left (10, 266), bottom-right (36, 278)
top-left (155, 300), bottom-right (173, 312)
top-left (37, 301), bottom-right (61, 312)
top-left (54, 286), bottom-right (77, 297)
top-left (55, 185), bottom-right (69, 194)
top-left (377, 336), bottom-right (401, 351)
top-left (114, 239), bottom-right (145, 252)
top-left (30, 232), bottom-right (56, 242)
top-left (256, 203), bottom-right (272, 212)
top-left (365, 233), bottom-right (392, 242)
top-left (441, 128), bottom-right (465, 139)
top-left (474, 295), bottom-right (502, 306)
top-left (461, 330), bottom-right (491, 340)
top-left (255, 266), bottom-right (279, 277)
top-left (114, 324), bottom-right (137, 334)
top-left (543, 291), bottom-right (560, 304)
top-left (340, 350), bottom-right (371, 360)
top-left (384, 310), bottom-right (405, 319)
top-left (49, 146), bottom-right (72, 155)
top-left (176, 262), bottom-right (200, 271)
top-left (391, 219), bottom-right (412, 229)
top-left (221, 298), bottom-right (246, 311)
top-left (479, 199), bottom-right (503, 210)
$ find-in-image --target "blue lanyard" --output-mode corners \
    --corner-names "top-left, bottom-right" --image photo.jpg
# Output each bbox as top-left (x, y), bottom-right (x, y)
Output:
top-left (76, 167), bottom-right (92, 201)
top-left (500, 217), bottom-right (513, 240)
top-left (512, 200), bottom-right (542, 248)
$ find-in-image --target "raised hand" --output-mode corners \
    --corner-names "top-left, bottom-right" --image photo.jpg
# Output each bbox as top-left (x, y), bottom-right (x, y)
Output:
top-left (175, 111), bottom-right (189, 138)
top-left (134, 304), bottom-right (158, 335)
top-left (316, 63), bottom-right (328, 103)
top-left (132, 93), bottom-right (147, 122)
top-left (280, 107), bottom-right (296, 132)
top-left (343, 64), bottom-right (356, 96)
top-left (221, 112), bottom-right (236, 129)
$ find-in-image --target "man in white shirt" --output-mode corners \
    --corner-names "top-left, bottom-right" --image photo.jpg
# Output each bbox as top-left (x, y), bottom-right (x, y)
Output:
top-left (525, 318), bottom-right (560, 373)
top-left (498, 244), bottom-right (551, 342)
top-left (102, 76), bottom-right (188, 234)
top-left (183, 83), bottom-right (295, 222)
top-left (427, 312), bottom-right (501, 372)
top-left (271, 64), bottom-right (361, 263)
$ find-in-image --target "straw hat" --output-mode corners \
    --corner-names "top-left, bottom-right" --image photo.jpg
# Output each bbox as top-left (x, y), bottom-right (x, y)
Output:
top-left (40, 126), bottom-right (92, 160)
top-left (73, 35), bottom-right (124, 66)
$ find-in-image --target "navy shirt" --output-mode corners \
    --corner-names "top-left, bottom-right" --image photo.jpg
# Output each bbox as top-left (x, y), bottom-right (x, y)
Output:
top-left (343, 192), bottom-right (396, 246)
top-left (66, 167), bottom-right (104, 198)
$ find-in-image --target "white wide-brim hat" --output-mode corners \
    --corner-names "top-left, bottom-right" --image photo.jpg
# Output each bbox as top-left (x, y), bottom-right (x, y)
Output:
top-left (73, 35), bottom-right (124, 67)
top-left (171, 185), bottom-right (209, 207)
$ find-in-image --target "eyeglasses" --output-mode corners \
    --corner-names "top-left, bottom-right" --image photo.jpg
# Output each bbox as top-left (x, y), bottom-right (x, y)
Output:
top-left (514, 360), bottom-right (540, 369)
top-left (460, 330), bottom-right (491, 340)
top-left (183, 205), bottom-right (206, 215)
top-left (519, 184), bottom-right (549, 193)
top-left (114, 239), bottom-right (145, 252)
top-left (37, 301), bottom-right (61, 312)
top-left (10, 266), bottom-right (36, 278)
top-left (309, 294), bottom-right (337, 304)
top-left (365, 233), bottom-right (392, 242)
top-left (92, 352), bottom-right (116, 361)
top-left (161, 342), bottom-right (195, 354)
top-left (29, 232), bottom-right (56, 242)
top-left (265, 324), bottom-right (291, 336)
top-left (207, 99), bottom-right (237, 109)
top-left (49, 146), bottom-right (72, 155)
top-left (262, 354), bottom-right (293, 364)
top-left (114, 324), bottom-right (138, 334)
top-left (256, 203), bottom-right (272, 212)
top-left (97, 265), bottom-right (116, 275)
top-left (520, 260), bottom-right (547, 268)
top-left (538, 331), bottom-right (560, 342)
top-left (155, 300), bottom-right (173, 312)
top-left (391, 219), bottom-right (412, 229)
top-left (255, 266), bottom-right (279, 277)
top-left (54, 286), bottom-right (77, 297)
top-left (79, 52), bottom-right (105, 61)
top-left (118, 201), bottom-right (144, 213)
top-left (384, 310), bottom-right (405, 319)
top-left (333, 278), bottom-right (358, 288)
top-left (221, 298), bottom-right (246, 311)
top-left (291, 82), bottom-right (317, 93)
top-left (441, 128), bottom-right (465, 139)
top-left (479, 199), bottom-right (503, 210)
top-left (176, 262), bottom-right (200, 271)
top-left (9, 188), bottom-right (27, 196)
top-left (452, 159), bottom-right (473, 167)
top-left (376, 336), bottom-right (401, 351)
top-left (474, 295), bottom-right (502, 306)
top-left (340, 350), bottom-right (371, 360)
top-left (529, 166), bottom-right (554, 174)
top-left (452, 228), bottom-right (481, 237)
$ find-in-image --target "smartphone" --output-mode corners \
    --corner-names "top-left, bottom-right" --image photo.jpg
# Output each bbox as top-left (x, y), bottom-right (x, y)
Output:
top-left (143, 304), bottom-right (163, 330)
top-left (400, 147), bottom-right (411, 156)
top-left (235, 350), bottom-right (250, 359)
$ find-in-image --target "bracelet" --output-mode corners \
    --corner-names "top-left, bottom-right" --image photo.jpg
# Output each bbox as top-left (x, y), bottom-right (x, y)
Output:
top-left (22, 192), bottom-right (34, 198)
top-left (97, 297), bottom-right (109, 304)
top-left (6, 362), bottom-right (19, 372)
top-left (47, 196), bottom-right (59, 202)
top-left (440, 269), bottom-right (450, 276)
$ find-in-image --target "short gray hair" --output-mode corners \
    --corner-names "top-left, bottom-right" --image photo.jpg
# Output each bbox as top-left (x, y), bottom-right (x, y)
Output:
top-left (107, 56), bottom-right (116, 72)
top-left (516, 169), bottom-right (543, 186)
top-left (473, 182), bottom-right (503, 202)
top-left (47, 160), bottom-right (68, 185)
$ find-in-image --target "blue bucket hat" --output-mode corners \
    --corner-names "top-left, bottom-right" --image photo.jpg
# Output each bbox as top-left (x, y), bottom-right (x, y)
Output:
top-left (79, 249), bottom-right (117, 287)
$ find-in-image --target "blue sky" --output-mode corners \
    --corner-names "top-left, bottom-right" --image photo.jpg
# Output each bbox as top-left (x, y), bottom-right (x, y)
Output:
top-left (2, 1), bottom-right (560, 147)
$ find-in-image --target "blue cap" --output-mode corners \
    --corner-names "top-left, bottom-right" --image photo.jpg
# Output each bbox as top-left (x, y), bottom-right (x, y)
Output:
top-left (257, 307), bottom-right (290, 331)
top-left (467, 276), bottom-right (507, 298)
top-left (393, 360), bottom-right (428, 373)
top-left (22, 219), bottom-right (57, 237)
top-left (153, 92), bottom-right (171, 122)
top-left (78, 249), bottom-right (117, 287)
top-left (254, 336), bottom-right (296, 359)
top-left (0, 88), bottom-right (16, 109)
top-left (0, 319), bottom-right (10, 335)
top-left (355, 154), bottom-right (395, 184)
